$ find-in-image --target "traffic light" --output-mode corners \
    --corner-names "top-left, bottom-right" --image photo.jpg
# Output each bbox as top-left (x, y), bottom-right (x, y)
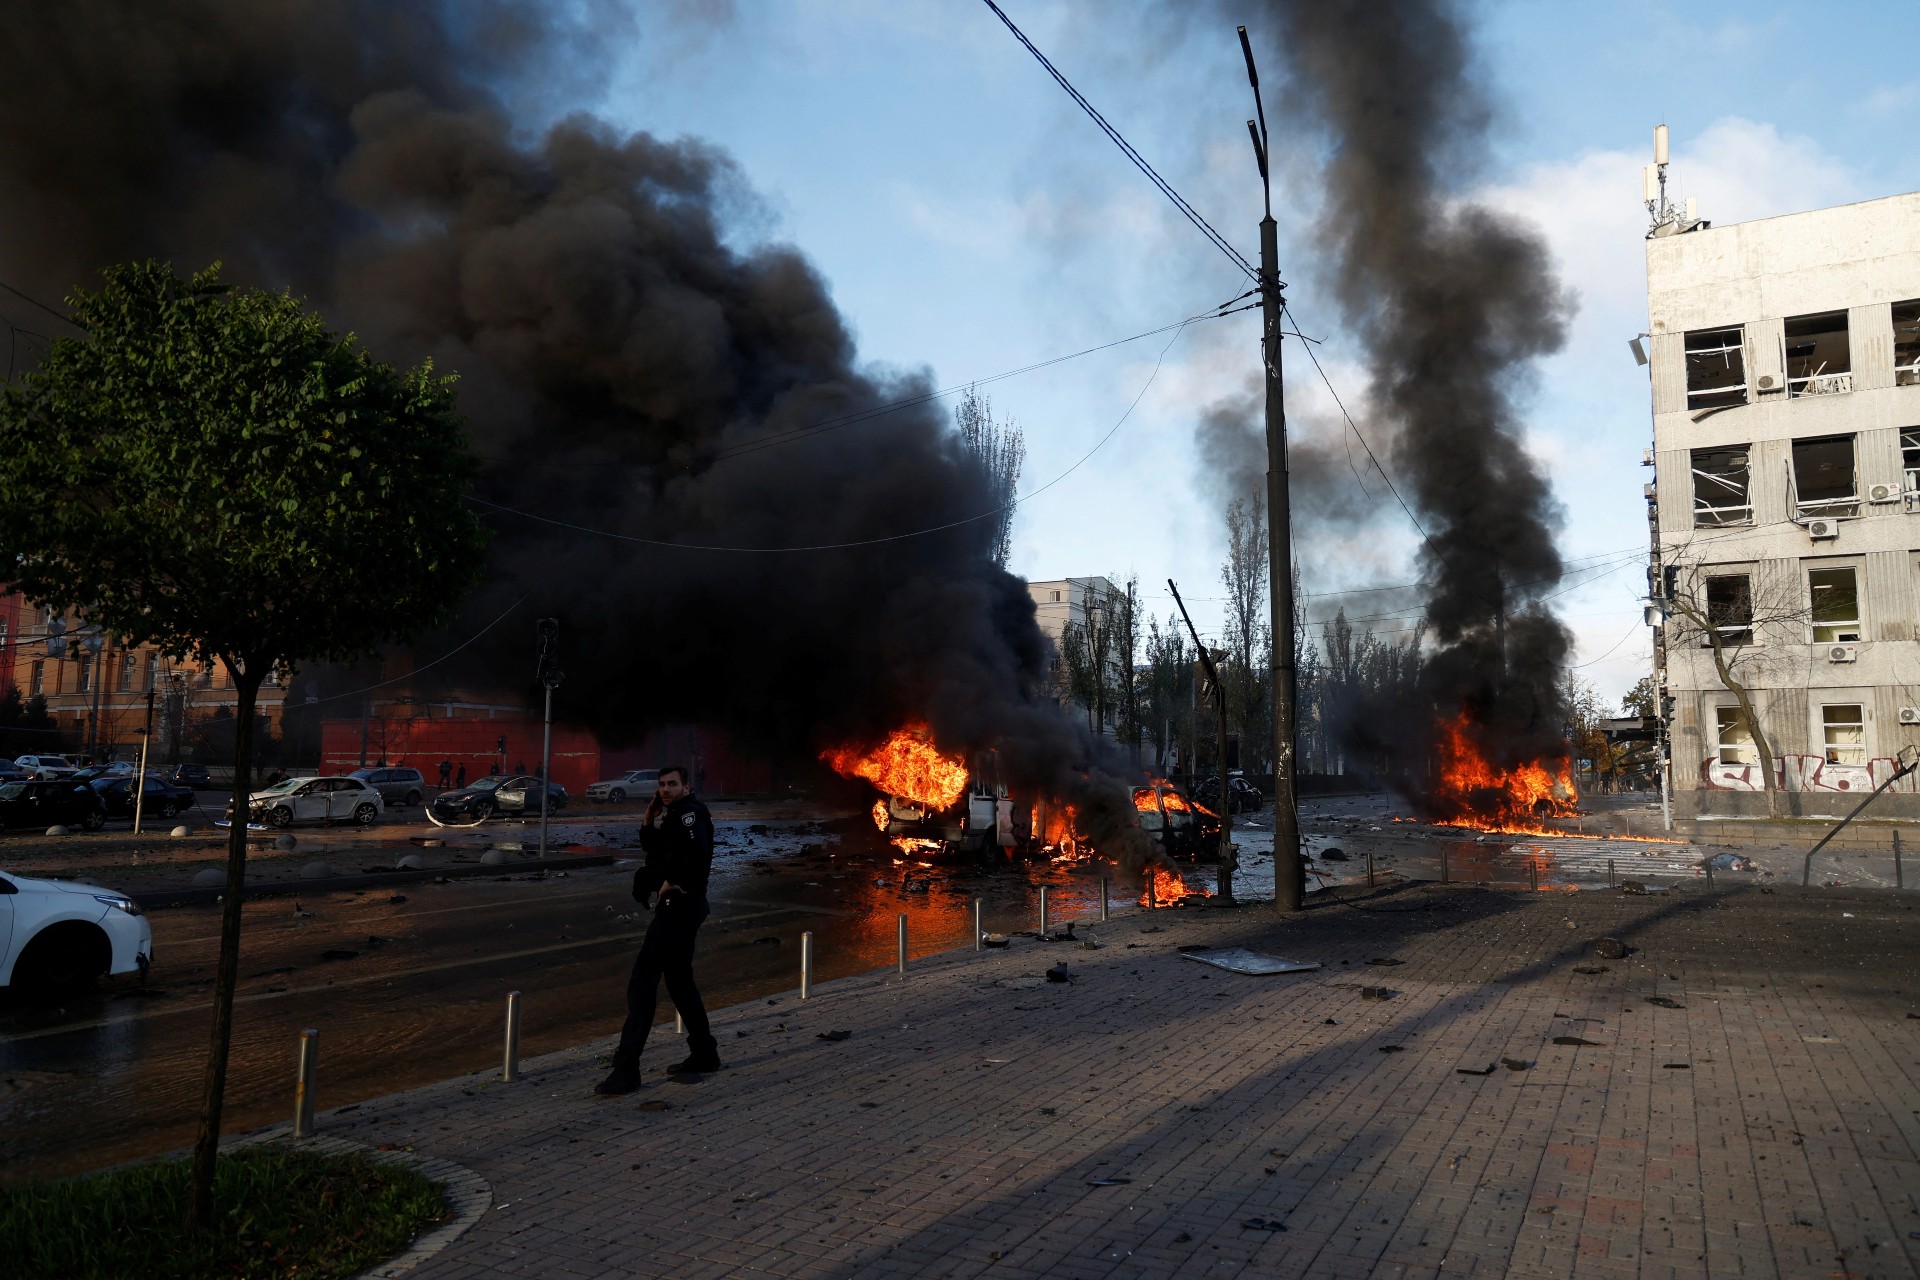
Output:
top-left (1659, 692), bottom-right (1676, 723)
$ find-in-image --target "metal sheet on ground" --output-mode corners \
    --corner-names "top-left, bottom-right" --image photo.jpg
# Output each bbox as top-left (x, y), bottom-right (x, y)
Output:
top-left (1180, 947), bottom-right (1320, 975)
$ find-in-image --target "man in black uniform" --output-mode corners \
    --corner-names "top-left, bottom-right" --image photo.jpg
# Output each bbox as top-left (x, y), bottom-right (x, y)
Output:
top-left (596, 764), bottom-right (721, 1094)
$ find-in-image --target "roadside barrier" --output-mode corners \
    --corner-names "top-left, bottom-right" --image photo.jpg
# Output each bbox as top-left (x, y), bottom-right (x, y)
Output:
top-left (1099, 877), bottom-right (1110, 922)
top-left (502, 991), bottom-right (522, 1083)
top-left (973, 898), bottom-right (983, 950)
top-left (293, 1029), bottom-right (319, 1138)
top-left (800, 931), bottom-right (814, 1000)
top-left (896, 913), bottom-right (908, 981)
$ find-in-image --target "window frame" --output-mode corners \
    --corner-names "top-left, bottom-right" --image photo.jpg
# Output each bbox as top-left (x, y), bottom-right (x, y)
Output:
top-left (1690, 447), bottom-right (1752, 526)
top-left (1818, 702), bottom-right (1867, 766)
top-left (1714, 704), bottom-right (1758, 766)
top-left (1807, 563), bottom-right (1864, 644)
top-left (1683, 325), bottom-right (1748, 410)
top-left (1893, 300), bottom-right (1920, 387)
top-left (1784, 310), bottom-right (1853, 398)
top-left (1701, 573), bottom-right (1754, 647)
top-left (1791, 434), bottom-right (1859, 520)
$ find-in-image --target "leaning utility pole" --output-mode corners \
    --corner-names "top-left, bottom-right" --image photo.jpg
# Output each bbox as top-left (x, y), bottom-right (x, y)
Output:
top-left (1168, 580), bottom-right (1234, 902)
top-left (1239, 26), bottom-right (1303, 911)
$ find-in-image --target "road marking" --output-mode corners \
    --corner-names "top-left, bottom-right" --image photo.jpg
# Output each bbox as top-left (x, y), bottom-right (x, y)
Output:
top-left (0, 903), bottom-right (826, 1045)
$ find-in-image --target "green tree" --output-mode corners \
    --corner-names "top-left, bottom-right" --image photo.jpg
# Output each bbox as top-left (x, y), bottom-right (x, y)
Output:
top-left (0, 262), bottom-right (488, 1228)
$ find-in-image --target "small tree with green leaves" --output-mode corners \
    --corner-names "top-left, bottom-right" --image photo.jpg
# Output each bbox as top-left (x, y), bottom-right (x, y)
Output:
top-left (0, 262), bottom-right (488, 1229)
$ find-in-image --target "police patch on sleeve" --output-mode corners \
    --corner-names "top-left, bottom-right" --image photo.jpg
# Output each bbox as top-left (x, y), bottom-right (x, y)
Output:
top-left (683, 813), bottom-right (696, 827)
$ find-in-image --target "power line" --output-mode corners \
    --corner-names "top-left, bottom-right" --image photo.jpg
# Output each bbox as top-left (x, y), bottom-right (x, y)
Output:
top-left (299, 595), bottom-right (529, 707)
top-left (979, 0), bottom-right (1256, 282)
top-left (471, 318), bottom-right (1199, 554)
top-left (0, 277), bottom-right (80, 329)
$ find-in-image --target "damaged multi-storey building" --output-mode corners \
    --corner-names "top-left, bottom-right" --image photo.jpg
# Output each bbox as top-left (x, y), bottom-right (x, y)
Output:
top-left (1645, 159), bottom-right (1920, 817)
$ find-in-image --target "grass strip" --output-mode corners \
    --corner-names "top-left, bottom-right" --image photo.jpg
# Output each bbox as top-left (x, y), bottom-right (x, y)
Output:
top-left (1, 1145), bottom-right (446, 1280)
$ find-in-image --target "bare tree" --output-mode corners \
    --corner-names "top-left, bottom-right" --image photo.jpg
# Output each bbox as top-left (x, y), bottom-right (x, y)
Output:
top-left (1109, 574), bottom-right (1143, 766)
top-left (1661, 560), bottom-right (1812, 818)
top-left (1145, 613), bottom-right (1191, 772)
top-left (1219, 497), bottom-right (1269, 766)
top-left (955, 386), bottom-right (1026, 568)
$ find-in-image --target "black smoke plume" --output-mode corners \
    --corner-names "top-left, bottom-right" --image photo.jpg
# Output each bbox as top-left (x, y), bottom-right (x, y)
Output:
top-left (1240, 0), bottom-right (1576, 797)
top-left (0, 2), bottom-right (1153, 857)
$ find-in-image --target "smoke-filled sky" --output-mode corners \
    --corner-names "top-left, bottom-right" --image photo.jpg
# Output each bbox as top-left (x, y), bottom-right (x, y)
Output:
top-left (588, 0), bottom-right (1920, 707)
top-left (3, 0), bottom-right (1916, 724)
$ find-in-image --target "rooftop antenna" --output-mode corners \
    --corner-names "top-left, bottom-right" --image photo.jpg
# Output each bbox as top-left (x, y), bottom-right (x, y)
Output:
top-left (1645, 124), bottom-right (1707, 238)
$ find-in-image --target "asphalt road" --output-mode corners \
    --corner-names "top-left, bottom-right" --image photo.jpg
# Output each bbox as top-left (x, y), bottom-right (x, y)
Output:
top-left (0, 817), bottom-right (1163, 1182)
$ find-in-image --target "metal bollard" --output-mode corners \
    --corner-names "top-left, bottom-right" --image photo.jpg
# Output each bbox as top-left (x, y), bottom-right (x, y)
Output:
top-left (1896, 829), bottom-right (1905, 891)
top-left (1147, 874), bottom-right (1157, 910)
top-left (1703, 856), bottom-right (1714, 890)
top-left (1608, 858), bottom-right (1616, 889)
top-left (1528, 861), bottom-right (1539, 892)
top-left (1038, 886), bottom-right (1049, 939)
top-left (675, 1010), bottom-right (684, 1035)
top-left (1440, 847), bottom-right (1449, 883)
top-left (502, 991), bottom-right (522, 1083)
top-left (1366, 850), bottom-right (1376, 889)
top-left (800, 931), bottom-right (814, 1000)
top-left (897, 913), bottom-right (908, 980)
top-left (973, 899), bottom-right (983, 951)
top-left (293, 1029), bottom-right (319, 1138)
top-left (1099, 876), bottom-right (1110, 922)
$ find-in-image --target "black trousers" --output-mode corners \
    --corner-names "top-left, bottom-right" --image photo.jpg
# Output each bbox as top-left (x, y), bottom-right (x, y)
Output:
top-left (613, 897), bottom-right (714, 1068)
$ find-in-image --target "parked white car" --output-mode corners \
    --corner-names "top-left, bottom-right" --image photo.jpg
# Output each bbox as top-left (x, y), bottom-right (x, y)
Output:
top-left (586, 769), bottom-right (658, 804)
top-left (0, 869), bottom-right (152, 992)
top-left (13, 754), bottom-right (78, 780)
top-left (238, 775), bottom-right (386, 828)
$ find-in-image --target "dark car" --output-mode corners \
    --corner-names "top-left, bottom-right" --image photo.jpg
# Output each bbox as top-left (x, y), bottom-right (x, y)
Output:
top-left (1133, 783), bottom-right (1222, 858)
top-left (0, 779), bottom-right (107, 831)
top-left (170, 764), bottom-right (212, 790)
top-left (349, 766), bottom-right (426, 807)
top-left (1196, 775), bottom-right (1263, 815)
top-left (429, 774), bottom-right (567, 823)
top-left (89, 774), bottom-right (198, 820)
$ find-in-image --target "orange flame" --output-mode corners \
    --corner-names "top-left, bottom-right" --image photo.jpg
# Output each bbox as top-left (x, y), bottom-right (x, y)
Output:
top-left (1138, 862), bottom-right (1210, 905)
top-left (870, 800), bottom-right (889, 832)
top-left (1428, 713), bottom-right (1579, 835)
top-left (822, 723), bottom-right (969, 809)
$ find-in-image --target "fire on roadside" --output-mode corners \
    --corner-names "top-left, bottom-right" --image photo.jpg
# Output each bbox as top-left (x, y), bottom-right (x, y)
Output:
top-left (1426, 712), bottom-right (1578, 836)
top-left (1138, 861), bottom-right (1209, 906)
top-left (821, 722), bottom-right (969, 809)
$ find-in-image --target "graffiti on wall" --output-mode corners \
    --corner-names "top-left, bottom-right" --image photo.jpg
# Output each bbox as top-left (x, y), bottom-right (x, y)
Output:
top-left (1699, 755), bottom-right (1915, 794)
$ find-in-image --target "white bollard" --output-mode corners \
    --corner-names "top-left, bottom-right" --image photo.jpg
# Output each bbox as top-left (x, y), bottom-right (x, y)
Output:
top-left (502, 991), bottom-right (522, 1082)
top-left (293, 1029), bottom-right (319, 1138)
top-left (801, 930), bottom-right (814, 1000)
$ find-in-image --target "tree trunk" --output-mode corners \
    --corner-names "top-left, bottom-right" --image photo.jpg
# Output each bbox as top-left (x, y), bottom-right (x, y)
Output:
top-left (1703, 628), bottom-right (1780, 819)
top-left (188, 661), bottom-right (266, 1230)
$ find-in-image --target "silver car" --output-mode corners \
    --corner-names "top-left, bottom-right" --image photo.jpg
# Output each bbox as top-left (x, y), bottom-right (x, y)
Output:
top-left (350, 766), bottom-right (426, 807)
top-left (240, 776), bottom-right (386, 828)
top-left (586, 769), bottom-right (658, 804)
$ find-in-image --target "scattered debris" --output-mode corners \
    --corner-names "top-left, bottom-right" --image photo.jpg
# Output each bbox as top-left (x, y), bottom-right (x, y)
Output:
top-left (1045, 964), bottom-right (1073, 984)
top-left (1572, 966), bottom-right (1610, 975)
top-left (319, 949), bottom-right (359, 962)
top-left (1241, 1218), bottom-right (1288, 1232)
top-left (816, 1030), bottom-right (852, 1042)
top-left (982, 933), bottom-right (1011, 948)
top-left (1553, 1036), bottom-right (1604, 1047)
top-left (1707, 853), bottom-right (1753, 871)
top-left (1180, 948), bottom-right (1321, 976)
top-left (1619, 881), bottom-right (1647, 895)
top-left (1457, 1063), bottom-right (1497, 1076)
top-left (1645, 996), bottom-right (1684, 1009)
top-left (1378, 1045), bottom-right (1404, 1054)
top-left (1500, 1058), bottom-right (1532, 1072)
top-left (636, 1100), bottom-right (669, 1112)
top-left (1662, 1063), bottom-right (1690, 1069)
top-left (752, 936), bottom-right (781, 947)
top-left (1800, 1034), bottom-right (1840, 1044)
top-left (1367, 957), bottom-right (1404, 967)
top-left (1592, 938), bottom-right (1628, 959)
top-left (1361, 987), bottom-right (1395, 1001)
top-left (387, 895), bottom-right (407, 905)
top-left (1086, 1178), bottom-right (1132, 1187)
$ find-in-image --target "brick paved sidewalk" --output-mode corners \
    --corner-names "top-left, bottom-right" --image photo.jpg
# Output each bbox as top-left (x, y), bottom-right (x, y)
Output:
top-left (295, 882), bottom-right (1920, 1279)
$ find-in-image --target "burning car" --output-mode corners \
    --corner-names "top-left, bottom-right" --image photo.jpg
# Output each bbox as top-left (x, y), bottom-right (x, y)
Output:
top-left (1131, 781), bottom-right (1220, 859)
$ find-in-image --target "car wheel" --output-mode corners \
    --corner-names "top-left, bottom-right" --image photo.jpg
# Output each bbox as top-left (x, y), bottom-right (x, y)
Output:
top-left (404, 790), bottom-right (422, 807)
top-left (81, 809), bottom-right (106, 832)
top-left (608, 788), bottom-right (626, 804)
top-left (15, 922), bottom-right (109, 995)
top-left (157, 802), bottom-right (177, 820)
top-left (354, 803), bottom-right (378, 826)
top-left (551, 796), bottom-right (566, 812)
top-left (268, 805), bottom-right (294, 829)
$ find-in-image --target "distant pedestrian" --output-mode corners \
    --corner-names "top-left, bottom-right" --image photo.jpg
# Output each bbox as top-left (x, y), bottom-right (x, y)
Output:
top-left (515, 759), bottom-right (526, 775)
top-left (455, 762), bottom-right (467, 788)
top-left (597, 765), bottom-right (719, 1094)
top-left (438, 759), bottom-right (453, 787)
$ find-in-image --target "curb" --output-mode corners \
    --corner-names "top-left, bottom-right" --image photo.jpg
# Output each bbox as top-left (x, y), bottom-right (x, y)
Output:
top-left (132, 852), bottom-right (621, 909)
top-left (229, 1129), bottom-right (491, 1280)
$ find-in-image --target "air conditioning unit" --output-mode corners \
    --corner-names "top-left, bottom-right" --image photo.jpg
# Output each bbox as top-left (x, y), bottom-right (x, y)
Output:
top-left (1805, 517), bottom-right (1839, 540)
top-left (1868, 481), bottom-right (1900, 504)
top-left (1899, 707), bottom-right (1920, 725)
top-left (1827, 643), bottom-right (1858, 664)
top-left (1756, 373), bottom-right (1778, 392)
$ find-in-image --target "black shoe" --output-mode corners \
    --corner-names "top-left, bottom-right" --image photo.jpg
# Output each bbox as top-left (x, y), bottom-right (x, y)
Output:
top-left (594, 1067), bottom-right (641, 1095)
top-left (668, 1054), bottom-right (721, 1075)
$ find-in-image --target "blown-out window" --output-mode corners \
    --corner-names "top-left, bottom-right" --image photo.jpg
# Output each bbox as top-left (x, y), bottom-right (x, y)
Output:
top-left (1691, 447), bottom-right (1751, 526)
top-left (1703, 574), bottom-right (1753, 646)
top-left (1785, 311), bottom-right (1851, 397)
top-left (1793, 435), bottom-right (1858, 519)
top-left (1684, 326), bottom-right (1746, 409)
top-left (1820, 704), bottom-right (1865, 765)
top-left (1809, 566), bottom-right (1862, 643)
top-left (1894, 300), bottom-right (1920, 387)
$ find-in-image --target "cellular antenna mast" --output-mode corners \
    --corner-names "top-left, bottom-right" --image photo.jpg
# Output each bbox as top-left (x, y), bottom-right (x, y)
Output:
top-left (1644, 124), bottom-right (1707, 238)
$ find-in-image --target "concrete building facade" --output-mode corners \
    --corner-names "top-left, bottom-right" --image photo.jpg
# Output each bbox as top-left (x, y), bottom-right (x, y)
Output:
top-left (1647, 189), bottom-right (1920, 817)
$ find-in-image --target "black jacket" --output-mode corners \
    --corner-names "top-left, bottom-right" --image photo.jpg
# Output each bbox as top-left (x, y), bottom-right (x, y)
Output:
top-left (633, 794), bottom-right (714, 907)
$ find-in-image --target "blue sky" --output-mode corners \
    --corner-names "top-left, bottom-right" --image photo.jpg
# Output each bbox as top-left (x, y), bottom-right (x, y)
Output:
top-left (592, 1), bottom-right (1920, 705)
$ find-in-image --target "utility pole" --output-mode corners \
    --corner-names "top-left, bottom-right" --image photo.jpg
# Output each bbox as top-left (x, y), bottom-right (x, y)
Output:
top-left (133, 679), bottom-right (157, 834)
top-left (535, 618), bottom-right (563, 860)
top-left (1239, 26), bottom-right (1302, 911)
top-left (1169, 580), bottom-right (1234, 902)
